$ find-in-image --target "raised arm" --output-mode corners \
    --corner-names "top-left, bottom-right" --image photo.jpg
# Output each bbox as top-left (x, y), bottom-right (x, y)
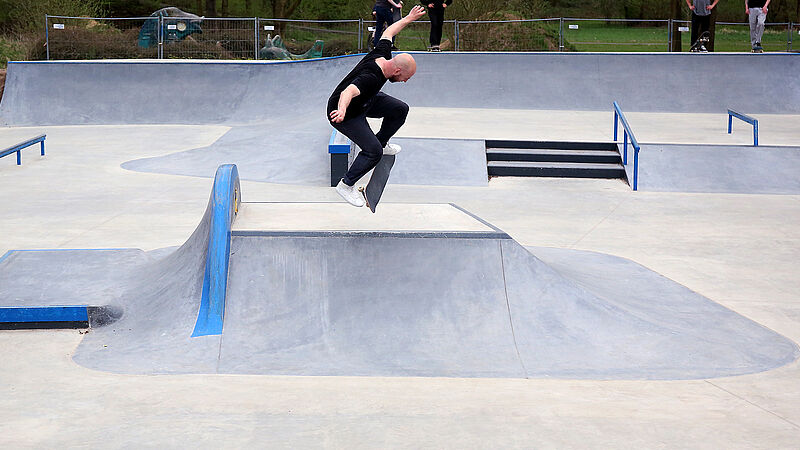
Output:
top-left (381, 5), bottom-right (426, 41)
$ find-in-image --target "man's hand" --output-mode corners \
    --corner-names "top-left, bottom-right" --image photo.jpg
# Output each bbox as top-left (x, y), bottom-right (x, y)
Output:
top-left (407, 5), bottom-right (426, 21)
top-left (428, 3), bottom-right (434, 7)
top-left (689, 5), bottom-right (695, 10)
top-left (763, 5), bottom-right (768, 12)
top-left (745, 8), bottom-right (750, 14)
top-left (329, 108), bottom-right (346, 123)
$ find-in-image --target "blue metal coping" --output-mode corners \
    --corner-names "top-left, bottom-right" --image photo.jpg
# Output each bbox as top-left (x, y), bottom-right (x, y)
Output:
top-left (612, 101), bottom-right (641, 191)
top-left (0, 134), bottom-right (46, 165)
top-left (328, 129), bottom-right (351, 154)
top-left (727, 109), bottom-right (759, 146)
top-left (0, 306), bottom-right (88, 323)
top-left (192, 164), bottom-right (241, 337)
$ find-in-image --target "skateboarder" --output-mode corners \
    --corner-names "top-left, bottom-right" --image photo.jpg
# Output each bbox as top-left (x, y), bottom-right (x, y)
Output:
top-left (329, 5), bottom-right (426, 207)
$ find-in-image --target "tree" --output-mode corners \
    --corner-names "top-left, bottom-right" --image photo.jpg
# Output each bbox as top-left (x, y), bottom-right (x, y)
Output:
top-left (273, 0), bottom-right (303, 18)
top-left (206, 0), bottom-right (216, 17)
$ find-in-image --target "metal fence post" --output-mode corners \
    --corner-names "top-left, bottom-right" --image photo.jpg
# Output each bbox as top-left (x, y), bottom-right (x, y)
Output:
top-left (667, 18), bottom-right (672, 52)
top-left (454, 19), bottom-right (459, 51)
top-left (45, 14), bottom-right (50, 60)
top-left (254, 17), bottom-right (259, 59)
top-left (158, 15), bottom-right (163, 59)
top-left (358, 19), bottom-right (363, 52)
top-left (559, 17), bottom-right (564, 51)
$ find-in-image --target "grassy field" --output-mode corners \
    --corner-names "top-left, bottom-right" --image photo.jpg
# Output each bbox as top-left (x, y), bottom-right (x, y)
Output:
top-left (563, 21), bottom-right (796, 52)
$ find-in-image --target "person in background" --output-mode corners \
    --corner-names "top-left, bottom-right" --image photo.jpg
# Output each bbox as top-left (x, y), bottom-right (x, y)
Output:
top-left (685, 0), bottom-right (719, 51)
top-left (374, 0), bottom-right (404, 49)
top-left (746, 0), bottom-right (770, 52)
top-left (422, 0), bottom-right (452, 51)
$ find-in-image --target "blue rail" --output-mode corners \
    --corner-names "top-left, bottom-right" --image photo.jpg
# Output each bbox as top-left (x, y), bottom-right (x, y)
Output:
top-left (727, 109), bottom-right (758, 146)
top-left (191, 164), bottom-right (241, 337)
top-left (612, 102), bottom-right (640, 191)
top-left (0, 134), bottom-right (46, 165)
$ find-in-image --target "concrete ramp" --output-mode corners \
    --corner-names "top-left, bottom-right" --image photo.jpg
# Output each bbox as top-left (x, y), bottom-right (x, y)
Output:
top-left (68, 198), bottom-right (797, 379)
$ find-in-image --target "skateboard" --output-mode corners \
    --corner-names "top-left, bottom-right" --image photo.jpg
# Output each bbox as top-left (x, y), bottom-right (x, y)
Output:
top-left (358, 154), bottom-right (395, 213)
top-left (689, 31), bottom-right (710, 53)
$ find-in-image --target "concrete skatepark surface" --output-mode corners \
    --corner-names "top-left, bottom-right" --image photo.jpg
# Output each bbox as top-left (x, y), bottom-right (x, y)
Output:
top-left (1, 51), bottom-right (800, 447)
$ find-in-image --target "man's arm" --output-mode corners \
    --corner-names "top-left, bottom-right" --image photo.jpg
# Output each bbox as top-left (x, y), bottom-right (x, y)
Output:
top-left (745, 0), bottom-right (750, 14)
top-left (381, 5), bottom-right (426, 41)
top-left (686, 0), bottom-right (695, 10)
top-left (329, 84), bottom-right (361, 123)
top-left (763, 0), bottom-right (770, 12)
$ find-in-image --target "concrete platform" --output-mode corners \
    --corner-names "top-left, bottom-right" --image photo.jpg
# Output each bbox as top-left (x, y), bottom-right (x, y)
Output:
top-left (232, 202), bottom-right (497, 233)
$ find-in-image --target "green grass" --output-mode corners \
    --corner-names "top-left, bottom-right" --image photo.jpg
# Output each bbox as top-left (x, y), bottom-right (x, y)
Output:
top-left (561, 21), bottom-right (795, 52)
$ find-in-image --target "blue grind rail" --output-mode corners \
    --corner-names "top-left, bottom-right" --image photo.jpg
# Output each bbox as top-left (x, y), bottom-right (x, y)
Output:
top-left (613, 101), bottom-right (641, 191)
top-left (191, 164), bottom-right (241, 337)
top-left (1, 134), bottom-right (46, 165)
top-left (727, 109), bottom-right (759, 146)
top-left (0, 306), bottom-right (88, 323)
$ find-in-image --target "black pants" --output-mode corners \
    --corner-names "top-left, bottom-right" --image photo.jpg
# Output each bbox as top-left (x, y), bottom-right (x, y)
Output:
top-left (373, 6), bottom-right (394, 48)
top-left (331, 92), bottom-right (409, 186)
top-left (691, 13), bottom-right (710, 46)
top-left (428, 7), bottom-right (444, 46)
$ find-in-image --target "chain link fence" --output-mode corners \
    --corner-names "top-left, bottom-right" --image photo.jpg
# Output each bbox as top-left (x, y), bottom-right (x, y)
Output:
top-left (44, 14), bottom-right (797, 60)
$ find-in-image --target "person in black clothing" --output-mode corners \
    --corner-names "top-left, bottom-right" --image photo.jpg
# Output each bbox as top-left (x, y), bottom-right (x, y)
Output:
top-left (329, 5), bottom-right (426, 207)
top-left (373, 0), bottom-right (403, 49)
top-left (422, 0), bottom-right (452, 51)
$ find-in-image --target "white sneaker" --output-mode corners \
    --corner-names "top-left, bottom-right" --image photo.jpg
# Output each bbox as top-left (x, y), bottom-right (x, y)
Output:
top-left (335, 179), bottom-right (364, 207)
top-left (383, 143), bottom-right (401, 155)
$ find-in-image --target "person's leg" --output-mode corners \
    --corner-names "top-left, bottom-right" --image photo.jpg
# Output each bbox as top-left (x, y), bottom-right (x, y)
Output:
top-left (749, 9), bottom-right (759, 48)
top-left (699, 14), bottom-right (710, 35)
top-left (365, 92), bottom-right (409, 146)
top-left (374, 7), bottom-right (391, 48)
top-left (691, 13), bottom-right (700, 46)
top-left (755, 8), bottom-right (767, 47)
top-left (332, 116), bottom-right (384, 186)
top-left (430, 8), bottom-right (444, 46)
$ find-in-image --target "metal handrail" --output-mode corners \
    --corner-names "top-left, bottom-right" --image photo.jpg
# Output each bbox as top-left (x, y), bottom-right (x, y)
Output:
top-left (0, 135), bottom-right (46, 166)
top-left (727, 109), bottom-right (759, 146)
top-left (613, 101), bottom-right (640, 191)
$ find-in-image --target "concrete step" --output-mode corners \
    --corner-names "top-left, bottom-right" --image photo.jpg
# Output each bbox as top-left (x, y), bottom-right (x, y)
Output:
top-left (487, 161), bottom-right (626, 179)
top-left (487, 148), bottom-right (621, 164)
top-left (486, 140), bottom-right (618, 151)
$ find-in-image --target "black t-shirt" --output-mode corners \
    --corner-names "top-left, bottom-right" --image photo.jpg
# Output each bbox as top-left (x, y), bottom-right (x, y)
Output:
top-left (749, 0), bottom-right (766, 8)
top-left (327, 39), bottom-right (392, 121)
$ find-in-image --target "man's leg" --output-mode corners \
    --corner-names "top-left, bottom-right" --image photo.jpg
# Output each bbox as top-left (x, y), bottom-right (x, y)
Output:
top-left (429, 8), bottom-right (444, 46)
top-left (374, 7), bottom-right (391, 48)
top-left (691, 13), bottom-right (700, 46)
top-left (755, 8), bottom-right (767, 47)
top-left (366, 92), bottom-right (409, 147)
top-left (749, 9), bottom-right (759, 47)
top-left (332, 116), bottom-right (384, 186)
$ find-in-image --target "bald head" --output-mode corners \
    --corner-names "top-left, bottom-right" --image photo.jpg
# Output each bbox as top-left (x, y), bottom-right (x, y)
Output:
top-left (388, 53), bottom-right (417, 83)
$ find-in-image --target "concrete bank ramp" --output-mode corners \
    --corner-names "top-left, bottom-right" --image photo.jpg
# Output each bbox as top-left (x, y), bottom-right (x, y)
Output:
top-left (71, 200), bottom-right (798, 379)
top-left (2, 54), bottom-right (799, 127)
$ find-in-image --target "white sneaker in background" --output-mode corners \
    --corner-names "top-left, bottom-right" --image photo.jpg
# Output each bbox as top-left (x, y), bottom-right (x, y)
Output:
top-left (335, 179), bottom-right (365, 207)
top-left (383, 143), bottom-right (402, 155)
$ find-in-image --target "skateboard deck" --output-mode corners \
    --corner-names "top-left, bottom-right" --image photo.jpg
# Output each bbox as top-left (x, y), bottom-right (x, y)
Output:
top-left (690, 31), bottom-right (710, 52)
top-left (359, 154), bottom-right (395, 213)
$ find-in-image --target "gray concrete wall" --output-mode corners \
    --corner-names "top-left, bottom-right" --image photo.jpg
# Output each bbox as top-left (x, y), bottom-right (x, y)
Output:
top-left (2, 53), bottom-right (798, 127)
